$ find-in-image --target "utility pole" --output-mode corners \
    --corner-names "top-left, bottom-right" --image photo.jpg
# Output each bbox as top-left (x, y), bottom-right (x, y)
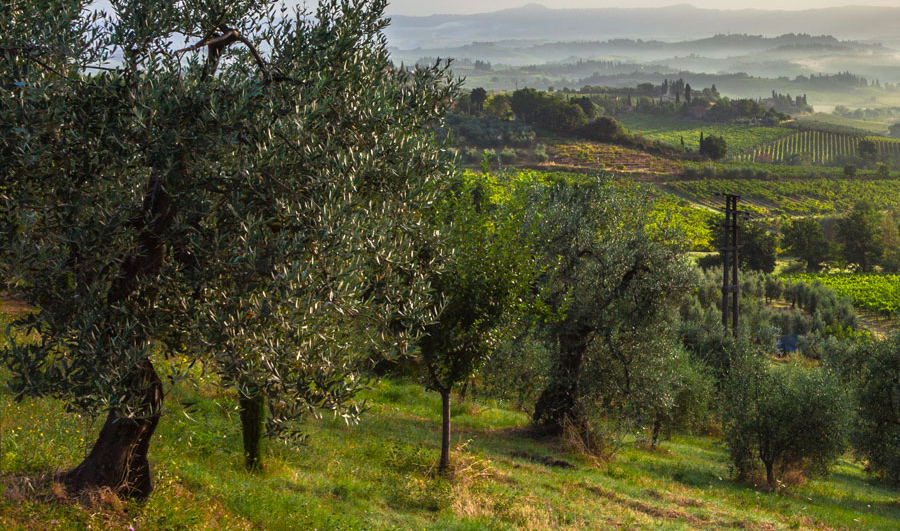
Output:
top-left (719, 193), bottom-right (742, 336)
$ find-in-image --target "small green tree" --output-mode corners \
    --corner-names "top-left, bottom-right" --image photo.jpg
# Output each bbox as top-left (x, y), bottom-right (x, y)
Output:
top-left (699, 134), bottom-right (727, 160)
top-left (851, 337), bottom-right (900, 486)
top-left (782, 218), bottom-right (831, 272)
top-left (724, 356), bottom-right (850, 490)
top-left (580, 116), bottom-right (625, 142)
top-left (707, 220), bottom-right (778, 273)
top-left (469, 87), bottom-right (488, 114)
top-left (858, 139), bottom-right (878, 158)
top-left (419, 172), bottom-right (532, 474)
top-left (836, 202), bottom-right (884, 272)
top-left (889, 122), bottom-right (900, 139)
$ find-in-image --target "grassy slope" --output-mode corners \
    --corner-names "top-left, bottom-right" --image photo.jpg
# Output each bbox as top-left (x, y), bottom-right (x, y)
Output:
top-left (2, 360), bottom-right (898, 531)
top-left (617, 114), bottom-right (793, 157)
top-left (796, 113), bottom-right (890, 135)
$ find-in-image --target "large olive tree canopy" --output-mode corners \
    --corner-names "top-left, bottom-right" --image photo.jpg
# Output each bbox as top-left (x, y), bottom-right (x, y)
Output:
top-left (0, 0), bottom-right (457, 496)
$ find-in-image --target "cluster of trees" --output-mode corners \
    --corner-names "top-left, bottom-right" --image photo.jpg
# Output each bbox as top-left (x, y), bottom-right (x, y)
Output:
top-left (833, 105), bottom-right (900, 122)
top-left (797, 71), bottom-right (878, 88)
top-left (703, 98), bottom-right (789, 125)
top-left (784, 203), bottom-right (900, 273)
top-left (569, 80), bottom-right (793, 124)
top-left (681, 267), bottom-right (896, 488)
top-left (449, 88), bottom-right (687, 159)
top-left (759, 91), bottom-right (812, 115)
top-left (1, 0), bottom-right (896, 505)
top-left (698, 201), bottom-right (900, 276)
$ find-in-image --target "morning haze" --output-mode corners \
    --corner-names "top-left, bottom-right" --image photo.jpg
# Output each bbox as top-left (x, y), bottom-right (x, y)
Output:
top-left (385, 1), bottom-right (900, 16)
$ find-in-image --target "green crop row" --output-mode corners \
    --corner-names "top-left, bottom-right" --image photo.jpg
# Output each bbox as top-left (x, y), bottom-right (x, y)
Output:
top-left (734, 131), bottom-right (900, 164)
top-left (790, 273), bottom-right (900, 317)
top-left (662, 178), bottom-right (900, 217)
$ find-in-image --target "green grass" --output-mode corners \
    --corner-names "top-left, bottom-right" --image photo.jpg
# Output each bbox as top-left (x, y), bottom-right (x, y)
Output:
top-left (660, 178), bottom-right (900, 217)
top-left (618, 114), bottom-right (794, 157)
top-left (2, 365), bottom-right (898, 530)
top-left (795, 113), bottom-right (890, 135)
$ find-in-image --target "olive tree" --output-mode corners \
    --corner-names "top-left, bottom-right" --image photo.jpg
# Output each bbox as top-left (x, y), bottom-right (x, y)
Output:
top-left (0, 0), bottom-right (456, 496)
top-left (527, 176), bottom-right (691, 441)
top-left (850, 337), bottom-right (900, 486)
top-left (724, 356), bottom-right (850, 490)
top-left (419, 172), bottom-right (533, 474)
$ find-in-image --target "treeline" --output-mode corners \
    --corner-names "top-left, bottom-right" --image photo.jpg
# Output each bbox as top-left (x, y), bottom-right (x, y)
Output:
top-left (563, 80), bottom-right (794, 124)
top-left (449, 87), bottom-right (701, 159)
top-left (691, 200), bottom-right (900, 275)
top-left (833, 105), bottom-right (900, 122)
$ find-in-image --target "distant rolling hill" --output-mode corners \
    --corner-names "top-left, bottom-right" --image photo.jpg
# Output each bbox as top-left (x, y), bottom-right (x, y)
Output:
top-left (384, 4), bottom-right (900, 49)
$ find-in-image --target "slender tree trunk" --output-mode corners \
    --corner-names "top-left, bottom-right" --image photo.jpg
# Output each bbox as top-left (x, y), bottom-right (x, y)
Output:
top-left (62, 358), bottom-right (163, 498)
top-left (239, 393), bottom-right (266, 472)
top-left (650, 415), bottom-right (662, 449)
top-left (765, 460), bottom-right (776, 491)
top-left (459, 378), bottom-right (468, 401)
top-left (439, 388), bottom-right (451, 475)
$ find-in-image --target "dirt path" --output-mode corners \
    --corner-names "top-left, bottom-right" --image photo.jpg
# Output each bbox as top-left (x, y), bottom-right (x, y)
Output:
top-left (0, 295), bottom-right (30, 317)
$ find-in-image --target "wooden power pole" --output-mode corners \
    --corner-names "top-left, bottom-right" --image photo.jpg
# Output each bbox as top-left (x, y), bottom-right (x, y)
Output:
top-left (719, 193), bottom-right (742, 335)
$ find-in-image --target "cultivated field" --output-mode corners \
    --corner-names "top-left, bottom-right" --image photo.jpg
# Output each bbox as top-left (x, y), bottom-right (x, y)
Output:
top-left (618, 114), bottom-right (793, 156)
top-left (733, 131), bottom-right (900, 165)
top-left (791, 273), bottom-right (900, 318)
top-left (660, 178), bottom-right (900, 217)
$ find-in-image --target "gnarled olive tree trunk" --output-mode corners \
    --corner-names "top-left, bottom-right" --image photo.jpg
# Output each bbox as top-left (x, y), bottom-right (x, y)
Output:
top-left (532, 331), bottom-right (589, 437)
top-left (63, 174), bottom-right (174, 498)
top-left (62, 358), bottom-right (163, 498)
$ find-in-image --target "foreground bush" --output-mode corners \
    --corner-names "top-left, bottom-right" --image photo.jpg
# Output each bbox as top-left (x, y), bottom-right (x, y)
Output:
top-left (852, 338), bottom-right (900, 486)
top-left (724, 356), bottom-right (850, 489)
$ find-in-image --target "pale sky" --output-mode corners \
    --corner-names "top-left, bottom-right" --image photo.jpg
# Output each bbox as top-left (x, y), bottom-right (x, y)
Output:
top-left (89, 1), bottom-right (900, 17)
top-left (382, 1), bottom-right (900, 16)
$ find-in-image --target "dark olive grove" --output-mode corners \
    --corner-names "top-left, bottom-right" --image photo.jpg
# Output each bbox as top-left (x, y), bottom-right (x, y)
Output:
top-left (0, 0), bottom-right (457, 496)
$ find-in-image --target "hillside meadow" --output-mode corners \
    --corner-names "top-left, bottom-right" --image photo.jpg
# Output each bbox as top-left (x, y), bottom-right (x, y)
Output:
top-left (0, 296), bottom-right (897, 531)
top-left (2, 375), bottom-right (898, 531)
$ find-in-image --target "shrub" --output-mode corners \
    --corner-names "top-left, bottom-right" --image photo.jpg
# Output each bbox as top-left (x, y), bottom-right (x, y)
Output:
top-left (699, 134), bottom-right (727, 160)
top-left (498, 147), bottom-right (518, 164)
top-left (724, 357), bottom-right (850, 490)
top-left (851, 338), bottom-right (900, 486)
top-left (579, 116), bottom-right (625, 142)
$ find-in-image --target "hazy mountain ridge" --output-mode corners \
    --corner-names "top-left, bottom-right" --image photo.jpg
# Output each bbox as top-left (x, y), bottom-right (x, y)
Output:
top-left (385, 4), bottom-right (900, 49)
top-left (392, 33), bottom-right (888, 66)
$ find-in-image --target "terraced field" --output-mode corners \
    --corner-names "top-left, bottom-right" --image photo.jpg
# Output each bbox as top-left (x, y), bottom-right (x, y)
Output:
top-left (733, 131), bottom-right (900, 164)
top-left (548, 142), bottom-right (683, 176)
